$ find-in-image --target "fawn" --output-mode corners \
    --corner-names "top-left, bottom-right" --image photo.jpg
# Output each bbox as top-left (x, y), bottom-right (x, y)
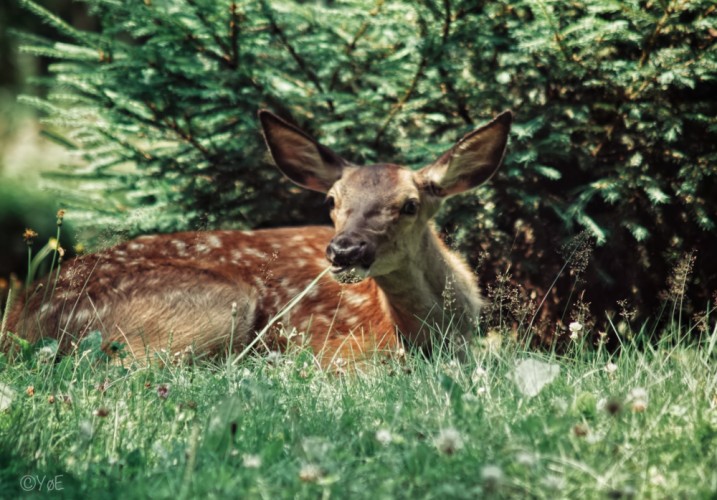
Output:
top-left (6, 110), bottom-right (512, 363)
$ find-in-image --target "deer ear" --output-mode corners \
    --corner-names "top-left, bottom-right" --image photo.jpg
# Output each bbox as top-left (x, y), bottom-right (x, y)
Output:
top-left (419, 111), bottom-right (512, 197)
top-left (259, 110), bottom-right (346, 193)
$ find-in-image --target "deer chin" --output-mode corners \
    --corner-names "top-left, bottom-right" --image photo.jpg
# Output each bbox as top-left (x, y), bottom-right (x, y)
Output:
top-left (330, 265), bottom-right (370, 284)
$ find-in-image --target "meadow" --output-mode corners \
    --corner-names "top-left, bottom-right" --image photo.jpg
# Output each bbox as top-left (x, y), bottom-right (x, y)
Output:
top-left (1, 1), bottom-right (715, 497)
top-left (1, 312), bottom-right (716, 498)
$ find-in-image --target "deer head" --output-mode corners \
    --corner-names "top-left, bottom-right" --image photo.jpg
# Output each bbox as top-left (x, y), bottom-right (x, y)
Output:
top-left (259, 111), bottom-right (512, 284)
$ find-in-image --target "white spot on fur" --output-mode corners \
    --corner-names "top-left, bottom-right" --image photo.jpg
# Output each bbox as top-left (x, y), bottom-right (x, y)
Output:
top-left (114, 249), bottom-right (127, 257)
top-left (195, 244), bottom-right (209, 254)
top-left (344, 292), bottom-right (367, 308)
top-left (303, 247), bottom-right (317, 255)
top-left (241, 230), bottom-right (254, 236)
top-left (128, 242), bottom-right (143, 251)
top-left (207, 235), bottom-right (222, 248)
top-left (231, 250), bottom-right (243, 261)
top-left (171, 240), bottom-right (188, 257)
top-left (291, 235), bottom-right (306, 243)
top-left (295, 258), bottom-right (307, 267)
top-left (245, 248), bottom-right (267, 260)
top-left (71, 308), bottom-right (93, 325)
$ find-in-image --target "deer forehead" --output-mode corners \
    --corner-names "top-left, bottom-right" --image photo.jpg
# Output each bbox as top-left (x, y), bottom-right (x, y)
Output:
top-left (334, 164), bottom-right (421, 205)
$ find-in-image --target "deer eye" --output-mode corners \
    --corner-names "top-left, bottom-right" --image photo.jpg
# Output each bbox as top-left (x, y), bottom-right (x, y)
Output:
top-left (400, 199), bottom-right (419, 216)
top-left (325, 196), bottom-right (336, 210)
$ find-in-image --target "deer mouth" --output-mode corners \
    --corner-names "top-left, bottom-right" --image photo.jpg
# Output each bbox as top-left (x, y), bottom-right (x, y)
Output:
top-left (330, 265), bottom-right (369, 284)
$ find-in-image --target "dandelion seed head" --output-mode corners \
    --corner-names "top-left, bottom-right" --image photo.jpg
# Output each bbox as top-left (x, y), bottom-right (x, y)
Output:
top-left (299, 463), bottom-right (323, 482)
top-left (375, 429), bottom-right (393, 446)
top-left (627, 387), bottom-right (648, 412)
top-left (434, 427), bottom-right (464, 455)
top-left (480, 465), bottom-right (504, 491)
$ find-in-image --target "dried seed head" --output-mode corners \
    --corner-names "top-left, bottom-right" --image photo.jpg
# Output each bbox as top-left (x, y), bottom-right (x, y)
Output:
top-left (23, 228), bottom-right (38, 244)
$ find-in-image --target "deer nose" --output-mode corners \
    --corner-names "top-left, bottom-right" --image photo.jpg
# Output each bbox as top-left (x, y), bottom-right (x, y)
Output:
top-left (327, 234), bottom-right (375, 269)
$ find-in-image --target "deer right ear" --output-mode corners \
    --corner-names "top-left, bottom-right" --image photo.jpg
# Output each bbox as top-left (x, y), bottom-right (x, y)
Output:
top-left (418, 111), bottom-right (512, 197)
top-left (259, 110), bottom-right (346, 193)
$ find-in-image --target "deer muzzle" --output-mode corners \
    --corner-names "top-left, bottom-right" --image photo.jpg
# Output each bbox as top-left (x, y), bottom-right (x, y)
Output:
top-left (326, 233), bottom-right (376, 279)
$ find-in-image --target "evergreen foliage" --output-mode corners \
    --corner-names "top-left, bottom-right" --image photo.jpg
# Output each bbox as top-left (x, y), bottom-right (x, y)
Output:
top-left (18, 0), bottom-right (717, 331)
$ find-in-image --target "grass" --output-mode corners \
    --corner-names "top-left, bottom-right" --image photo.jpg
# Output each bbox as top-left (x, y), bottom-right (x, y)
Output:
top-left (1, 322), bottom-right (716, 499)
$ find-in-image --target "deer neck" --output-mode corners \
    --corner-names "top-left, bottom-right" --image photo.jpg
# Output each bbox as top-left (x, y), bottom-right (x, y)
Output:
top-left (372, 225), bottom-right (482, 350)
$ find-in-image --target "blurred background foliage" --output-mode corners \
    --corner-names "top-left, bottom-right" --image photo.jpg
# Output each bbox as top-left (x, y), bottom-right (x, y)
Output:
top-left (1, 0), bottom-right (715, 338)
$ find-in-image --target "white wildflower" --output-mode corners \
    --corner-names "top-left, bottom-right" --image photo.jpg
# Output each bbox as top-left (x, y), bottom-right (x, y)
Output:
top-left (471, 366), bottom-right (488, 384)
top-left (242, 454), bottom-right (262, 468)
top-left (375, 429), bottom-right (393, 446)
top-left (604, 362), bottom-right (618, 374)
top-left (515, 451), bottom-right (538, 468)
top-left (569, 321), bottom-right (583, 340)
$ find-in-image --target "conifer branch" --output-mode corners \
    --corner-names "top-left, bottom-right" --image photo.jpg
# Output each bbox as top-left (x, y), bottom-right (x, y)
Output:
top-left (437, 0), bottom-right (473, 126)
top-left (373, 18), bottom-right (429, 147)
top-left (20, 0), bottom-right (95, 46)
top-left (184, 0), bottom-right (233, 65)
top-left (260, 0), bottom-right (334, 112)
top-left (328, 0), bottom-right (385, 93)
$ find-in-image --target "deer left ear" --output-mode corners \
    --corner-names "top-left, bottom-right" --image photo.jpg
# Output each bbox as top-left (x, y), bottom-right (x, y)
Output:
top-left (419, 111), bottom-right (512, 197)
top-left (259, 110), bottom-right (347, 193)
